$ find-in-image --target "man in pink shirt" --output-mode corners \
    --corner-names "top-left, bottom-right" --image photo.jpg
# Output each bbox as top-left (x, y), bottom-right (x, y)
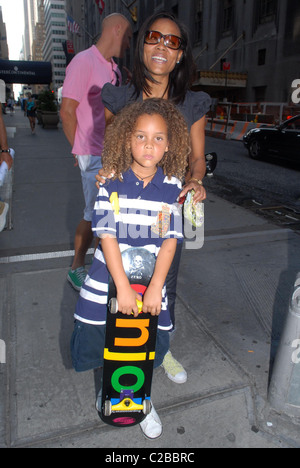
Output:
top-left (60, 13), bottom-right (132, 291)
top-left (0, 104), bottom-right (13, 232)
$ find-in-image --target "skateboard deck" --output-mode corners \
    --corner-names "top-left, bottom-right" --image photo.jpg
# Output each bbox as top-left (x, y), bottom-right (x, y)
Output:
top-left (99, 247), bottom-right (158, 427)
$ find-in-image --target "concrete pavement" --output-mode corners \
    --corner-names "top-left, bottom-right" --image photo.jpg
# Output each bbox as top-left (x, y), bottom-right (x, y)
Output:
top-left (1, 108), bottom-right (300, 449)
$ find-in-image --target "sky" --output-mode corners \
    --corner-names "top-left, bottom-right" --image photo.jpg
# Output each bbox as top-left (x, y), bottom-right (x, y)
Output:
top-left (0, 0), bottom-right (25, 95)
top-left (0, 0), bottom-right (24, 60)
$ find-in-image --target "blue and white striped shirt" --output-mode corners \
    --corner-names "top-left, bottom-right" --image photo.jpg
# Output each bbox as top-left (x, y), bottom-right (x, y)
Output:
top-left (74, 167), bottom-right (183, 330)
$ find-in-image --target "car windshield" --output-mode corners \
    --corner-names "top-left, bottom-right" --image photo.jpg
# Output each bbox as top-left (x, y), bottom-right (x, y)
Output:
top-left (284, 117), bottom-right (300, 130)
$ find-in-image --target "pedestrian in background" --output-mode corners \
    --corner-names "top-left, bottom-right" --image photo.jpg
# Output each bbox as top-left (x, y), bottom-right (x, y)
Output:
top-left (0, 105), bottom-right (13, 232)
top-left (60, 13), bottom-right (132, 292)
top-left (7, 97), bottom-right (14, 116)
top-left (25, 93), bottom-right (37, 134)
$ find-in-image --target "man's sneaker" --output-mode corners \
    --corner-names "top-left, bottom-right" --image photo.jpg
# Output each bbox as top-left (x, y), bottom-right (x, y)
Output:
top-left (161, 351), bottom-right (187, 384)
top-left (0, 202), bottom-right (8, 232)
top-left (140, 403), bottom-right (162, 440)
top-left (67, 266), bottom-right (87, 291)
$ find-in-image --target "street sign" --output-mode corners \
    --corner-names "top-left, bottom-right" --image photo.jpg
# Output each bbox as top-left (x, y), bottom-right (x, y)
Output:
top-left (66, 41), bottom-right (75, 54)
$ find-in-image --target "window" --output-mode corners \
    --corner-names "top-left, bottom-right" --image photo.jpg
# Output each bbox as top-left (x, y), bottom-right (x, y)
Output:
top-left (259, 0), bottom-right (277, 24)
top-left (223, 0), bottom-right (234, 33)
top-left (194, 0), bottom-right (203, 43)
top-left (258, 48), bottom-right (266, 65)
top-left (254, 86), bottom-right (266, 102)
top-left (286, 117), bottom-right (300, 130)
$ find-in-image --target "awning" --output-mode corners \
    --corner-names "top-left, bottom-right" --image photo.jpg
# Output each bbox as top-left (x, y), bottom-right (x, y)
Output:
top-left (0, 60), bottom-right (52, 84)
top-left (193, 70), bottom-right (248, 88)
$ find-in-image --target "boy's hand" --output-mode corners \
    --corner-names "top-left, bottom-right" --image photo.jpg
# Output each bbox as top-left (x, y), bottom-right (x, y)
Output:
top-left (117, 286), bottom-right (141, 317)
top-left (142, 285), bottom-right (162, 316)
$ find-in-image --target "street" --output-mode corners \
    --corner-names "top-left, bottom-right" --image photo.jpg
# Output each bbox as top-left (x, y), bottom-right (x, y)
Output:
top-left (205, 136), bottom-right (300, 229)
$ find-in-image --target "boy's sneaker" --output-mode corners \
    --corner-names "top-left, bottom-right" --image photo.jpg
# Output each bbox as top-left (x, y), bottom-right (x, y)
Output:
top-left (140, 403), bottom-right (162, 440)
top-left (161, 351), bottom-right (187, 384)
top-left (67, 266), bottom-right (87, 291)
top-left (0, 202), bottom-right (8, 232)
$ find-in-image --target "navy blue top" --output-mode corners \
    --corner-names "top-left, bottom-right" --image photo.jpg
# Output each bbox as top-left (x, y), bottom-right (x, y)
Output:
top-left (74, 167), bottom-right (183, 330)
top-left (101, 83), bottom-right (211, 131)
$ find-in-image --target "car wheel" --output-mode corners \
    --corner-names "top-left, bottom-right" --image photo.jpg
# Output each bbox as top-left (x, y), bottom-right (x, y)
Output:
top-left (248, 139), bottom-right (263, 160)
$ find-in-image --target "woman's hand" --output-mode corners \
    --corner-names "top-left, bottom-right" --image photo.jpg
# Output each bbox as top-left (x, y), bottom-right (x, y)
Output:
top-left (179, 180), bottom-right (206, 204)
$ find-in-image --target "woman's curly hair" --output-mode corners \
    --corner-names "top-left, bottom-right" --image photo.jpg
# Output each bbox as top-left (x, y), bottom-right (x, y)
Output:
top-left (102, 98), bottom-right (190, 181)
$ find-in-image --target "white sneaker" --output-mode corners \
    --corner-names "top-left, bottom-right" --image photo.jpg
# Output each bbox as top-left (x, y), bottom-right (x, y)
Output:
top-left (161, 351), bottom-right (187, 384)
top-left (140, 402), bottom-right (162, 440)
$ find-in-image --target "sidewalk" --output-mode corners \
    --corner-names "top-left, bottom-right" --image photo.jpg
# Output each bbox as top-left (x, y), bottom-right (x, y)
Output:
top-left (1, 108), bottom-right (300, 448)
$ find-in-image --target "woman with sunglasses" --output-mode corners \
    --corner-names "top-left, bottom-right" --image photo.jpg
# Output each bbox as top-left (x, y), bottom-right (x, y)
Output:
top-left (98, 10), bottom-right (211, 430)
top-left (102, 12), bottom-right (211, 205)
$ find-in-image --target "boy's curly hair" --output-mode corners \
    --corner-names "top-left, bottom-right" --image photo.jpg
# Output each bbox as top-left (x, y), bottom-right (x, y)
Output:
top-left (102, 98), bottom-right (190, 181)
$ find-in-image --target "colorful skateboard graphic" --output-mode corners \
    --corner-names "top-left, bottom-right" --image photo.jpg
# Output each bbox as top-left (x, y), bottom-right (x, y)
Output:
top-left (99, 247), bottom-right (158, 427)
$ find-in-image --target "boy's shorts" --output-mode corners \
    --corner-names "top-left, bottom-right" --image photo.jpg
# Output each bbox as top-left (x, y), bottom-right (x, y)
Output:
top-left (78, 155), bottom-right (102, 222)
top-left (71, 320), bottom-right (170, 372)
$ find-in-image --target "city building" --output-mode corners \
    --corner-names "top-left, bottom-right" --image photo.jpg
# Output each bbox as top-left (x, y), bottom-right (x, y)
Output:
top-left (65, 0), bottom-right (299, 107)
top-left (0, 6), bottom-right (11, 103)
top-left (24, 0), bottom-right (47, 96)
top-left (190, 0), bottom-right (299, 105)
top-left (42, 0), bottom-right (67, 92)
top-left (32, 1), bottom-right (46, 63)
top-left (0, 6), bottom-right (8, 60)
top-left (19, 0), bottom-right (299, 108)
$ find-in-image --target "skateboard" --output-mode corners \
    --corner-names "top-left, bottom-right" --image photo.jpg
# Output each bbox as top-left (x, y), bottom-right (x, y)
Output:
top-left (99, 247), bottom-right (158, 427)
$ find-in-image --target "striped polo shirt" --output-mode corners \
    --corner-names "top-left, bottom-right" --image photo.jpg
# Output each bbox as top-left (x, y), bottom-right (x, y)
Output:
top-left (74, 167), bottom-right (183, 330)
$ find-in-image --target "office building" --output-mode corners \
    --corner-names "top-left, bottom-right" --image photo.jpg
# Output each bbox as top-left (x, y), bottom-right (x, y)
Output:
top-left (43, 0), bottom-right (67, 92)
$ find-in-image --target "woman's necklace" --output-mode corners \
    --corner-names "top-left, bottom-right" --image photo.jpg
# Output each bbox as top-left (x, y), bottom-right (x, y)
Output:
top-left (131, 168), bottom-right (157, 181)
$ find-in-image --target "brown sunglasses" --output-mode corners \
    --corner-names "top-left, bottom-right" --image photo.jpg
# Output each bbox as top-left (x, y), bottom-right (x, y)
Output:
top-left (144, 30), bottom-right (184, 50)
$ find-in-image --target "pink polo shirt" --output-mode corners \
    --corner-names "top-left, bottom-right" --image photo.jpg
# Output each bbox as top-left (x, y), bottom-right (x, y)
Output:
top-left (62, 45), bottom-right (121, 156)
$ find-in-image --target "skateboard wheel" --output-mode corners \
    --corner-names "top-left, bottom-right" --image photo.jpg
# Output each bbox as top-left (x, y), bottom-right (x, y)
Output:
top-left (104, 400), bottom-right (112, 417)
top-left (109, 298), bottom-right (118, 314)
top-left (143, 399), bottom-right (151, 415)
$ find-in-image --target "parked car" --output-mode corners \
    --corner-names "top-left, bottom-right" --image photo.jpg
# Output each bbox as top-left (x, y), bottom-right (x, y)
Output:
top-left (243, 115), bottom-right (300, 162)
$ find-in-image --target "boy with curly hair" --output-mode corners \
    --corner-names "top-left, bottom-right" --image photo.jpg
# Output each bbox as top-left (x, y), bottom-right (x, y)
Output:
top-left (71, 99), bottom-right (190, 439)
